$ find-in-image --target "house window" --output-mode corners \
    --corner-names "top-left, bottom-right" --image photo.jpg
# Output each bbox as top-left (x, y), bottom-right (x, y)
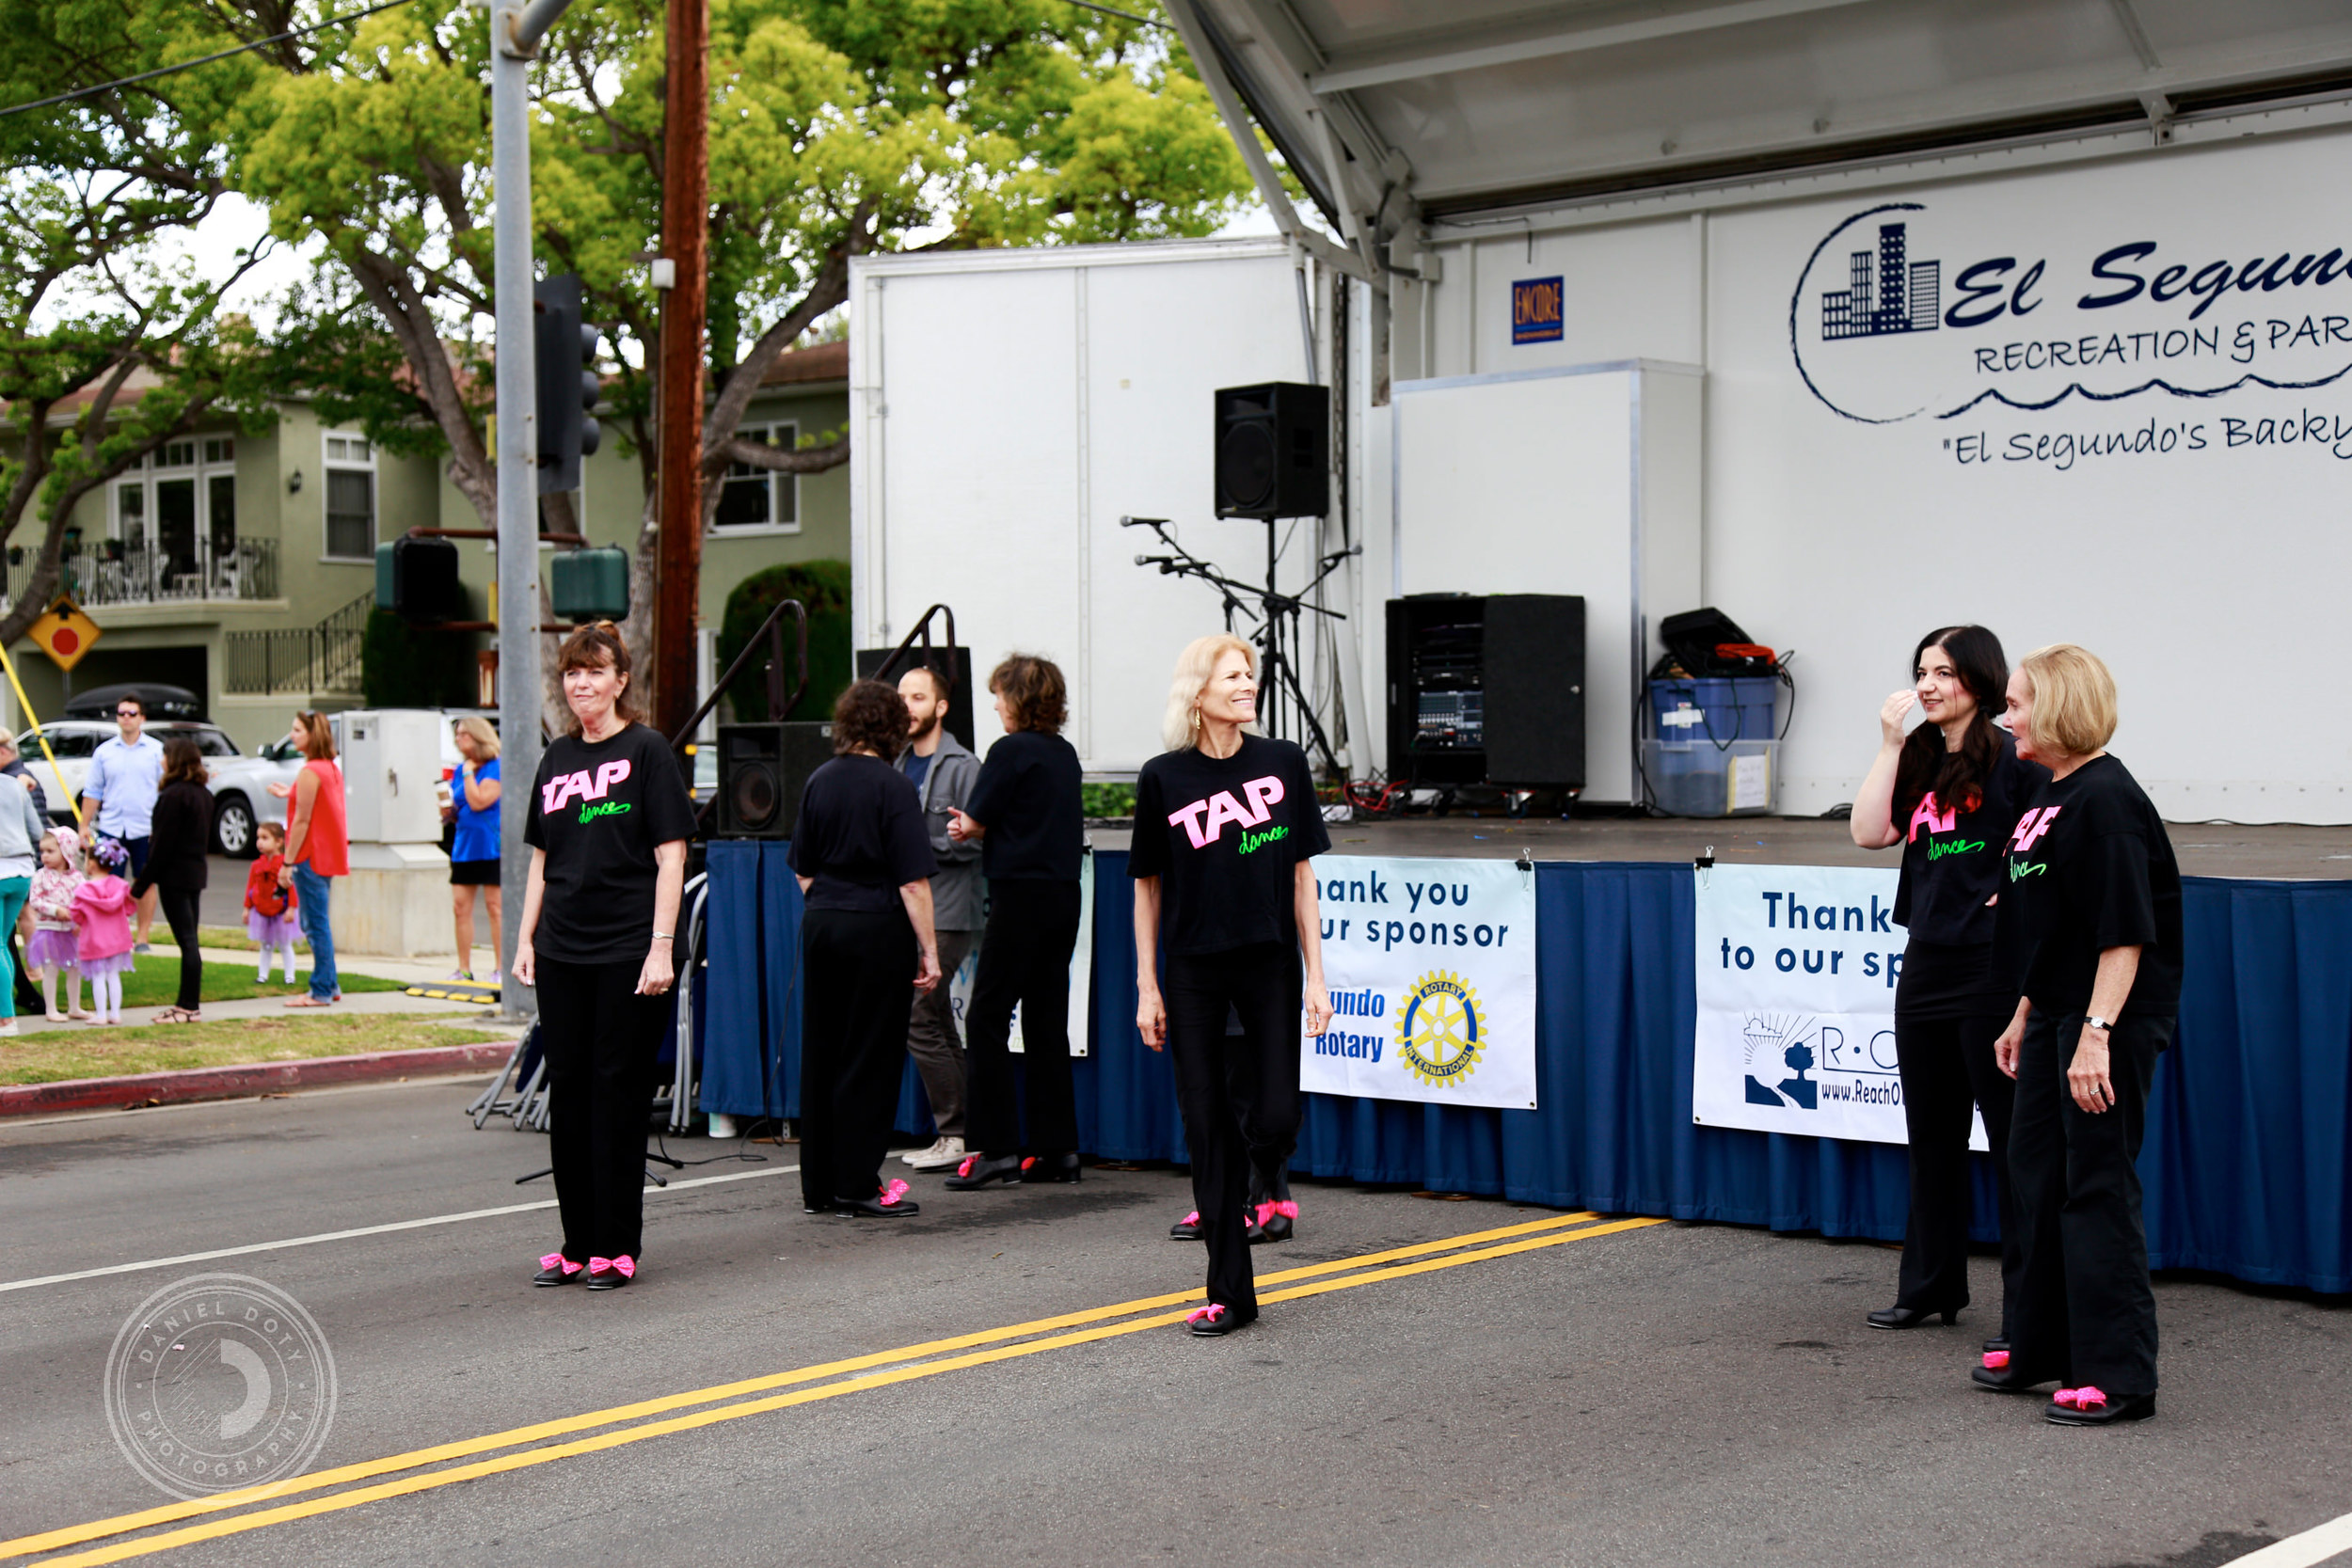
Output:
top-left (711, 422), bottom-right (800, 533)
top-left (203, 437), bottom-right (235, 465)
top-left (115, 481), bottom-right (148, 547)
top-left (158, 440), bottom-right (196, 469)
top-left (323, 432), bottom-right (375, 561)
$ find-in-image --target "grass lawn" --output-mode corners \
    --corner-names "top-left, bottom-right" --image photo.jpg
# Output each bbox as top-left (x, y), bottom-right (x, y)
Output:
top-left (0, 1013), bottom-right (515, 1085)
top-left (80, 958), bottom-right (407, 1009)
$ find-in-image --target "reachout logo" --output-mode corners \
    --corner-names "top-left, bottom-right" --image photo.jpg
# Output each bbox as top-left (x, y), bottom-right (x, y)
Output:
top-left (1789, 200), bottom-right (2352, 424)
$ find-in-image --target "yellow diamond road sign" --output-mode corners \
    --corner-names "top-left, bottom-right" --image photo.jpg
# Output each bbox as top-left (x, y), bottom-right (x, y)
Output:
top-left (28, 597), bottom-right (101, 672)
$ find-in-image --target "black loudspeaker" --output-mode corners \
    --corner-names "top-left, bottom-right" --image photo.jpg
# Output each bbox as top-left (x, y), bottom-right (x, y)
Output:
top-left (1386, 594), bottom-right (1585, 791)
top-left (1215, 382), bottom-right (1327, 519)
top-left (716, 721), bottom-right (833, 838)
top-left (854, 647), bottom-right (974, 752)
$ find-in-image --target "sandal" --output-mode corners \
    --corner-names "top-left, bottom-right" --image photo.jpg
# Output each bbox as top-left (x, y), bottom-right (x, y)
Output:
top-left (153, 1007), bottom-right (202, 1024)
top-left (283, 995), bottom-right (335, 1008)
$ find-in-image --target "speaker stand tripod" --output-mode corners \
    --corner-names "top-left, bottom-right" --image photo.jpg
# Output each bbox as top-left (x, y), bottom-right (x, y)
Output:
top-left (1122, 515), bottom-right (1357, 775)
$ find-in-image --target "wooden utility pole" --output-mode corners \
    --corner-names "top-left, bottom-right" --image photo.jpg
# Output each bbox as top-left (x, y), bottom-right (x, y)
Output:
top-left (653, 0), bottom-right (710, 742)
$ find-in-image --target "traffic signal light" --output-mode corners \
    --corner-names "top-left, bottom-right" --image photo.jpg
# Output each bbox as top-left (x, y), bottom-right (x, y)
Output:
top-left (533, 273), bottom-right (601, 495)
top-left (374, 535), bottom-right (462, 622)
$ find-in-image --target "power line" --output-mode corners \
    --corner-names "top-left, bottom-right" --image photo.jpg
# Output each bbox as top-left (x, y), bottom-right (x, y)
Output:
top-left (0, 0), bottom-right (418, 119)
top-left (1061, 0), bottom-right (1167, 29)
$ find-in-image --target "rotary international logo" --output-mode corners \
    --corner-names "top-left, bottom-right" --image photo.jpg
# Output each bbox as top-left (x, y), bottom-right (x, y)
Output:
top-left (103, 1274), bottom-right (339, 1498)
top-left (1394, 971), bottom-right (1484, 1088)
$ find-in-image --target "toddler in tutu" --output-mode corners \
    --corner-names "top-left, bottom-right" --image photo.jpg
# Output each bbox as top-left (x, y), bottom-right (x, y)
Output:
top-left (28, 828), bottom-right (89, 1022)
top-left (245, 822), bottom-right (301, 984)
top-left (72, 837), bottom-right (136, 1026)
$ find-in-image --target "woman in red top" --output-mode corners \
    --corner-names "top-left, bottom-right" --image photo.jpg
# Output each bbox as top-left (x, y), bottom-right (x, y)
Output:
top-left (277, 711), bottom-right (348, 1007)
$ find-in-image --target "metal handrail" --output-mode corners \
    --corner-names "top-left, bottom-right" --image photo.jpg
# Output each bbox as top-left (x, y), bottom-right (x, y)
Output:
top-left (869, 603), bottom-right (960, 690)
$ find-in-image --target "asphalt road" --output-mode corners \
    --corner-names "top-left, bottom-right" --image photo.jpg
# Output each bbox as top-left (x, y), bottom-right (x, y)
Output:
top-left (2, 1078), bottom-right (2347, 1567)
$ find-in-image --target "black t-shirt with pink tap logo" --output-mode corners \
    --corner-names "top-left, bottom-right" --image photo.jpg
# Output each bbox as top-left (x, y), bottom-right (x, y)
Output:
top-left (524, 722), bottom-right (697, 964)
top-left (1128, 735), bottom-right (1328, 956)
top-left (1994, 753), bottom-right (2184, 1021)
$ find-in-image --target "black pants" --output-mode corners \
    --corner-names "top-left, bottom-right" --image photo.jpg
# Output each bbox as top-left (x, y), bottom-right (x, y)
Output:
top-left (1166, 942), bottom-right (1303, 1321)
top-left (2007, 1007), bottom-right (2172, 1395)
top-left (800, 907), bottom-right (917, 1209)
top-left (159, 886), bottom-right (203, 1011)
top-left (962, 879), bottom-right (1083, 1160)
top-left (1893, 1006), bottom-right (2023, 1333)
top-left (536, 953), bottom-right (671, 1262)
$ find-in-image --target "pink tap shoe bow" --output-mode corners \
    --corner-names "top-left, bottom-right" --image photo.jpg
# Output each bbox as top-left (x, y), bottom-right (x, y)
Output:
top-left (1982, 1350), bottom-right (2010, 1370)
top-left (1185, 1304), bottom-right (1228, 1327)
top-left (881, 1179), bottom-right (912, 1207)
top-left (956, 1154), bottom-right (977, 1179)
top-left (587, 1256), bottom-right (636, 1278)
top-left (2052, 1386), bottom-right (2106, 1410)
top-left (539, 1252), bottom-right (580, 1275)
top-left (1256, 1199), bottom-right (1299, 1223)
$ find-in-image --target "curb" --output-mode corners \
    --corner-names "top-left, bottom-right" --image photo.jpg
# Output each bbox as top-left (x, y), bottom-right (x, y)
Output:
top-left (0, 1041), bottom-right (520, 1119)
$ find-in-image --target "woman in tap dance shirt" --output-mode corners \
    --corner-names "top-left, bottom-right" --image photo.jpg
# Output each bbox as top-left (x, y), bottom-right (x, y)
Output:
top-left (1849, 626), bottom-right (2043, 1346)
top-left (514, 623), bottom-right (696, 1290)
top-left (1972, 644), bottom-right (2181, 1427)
top-left (940, 655), bottom-right (1088, 1193)
top-left (787, 679), bottom-right (943, 1217)
top-left (1130, 633), bottom-right (1333, 1337)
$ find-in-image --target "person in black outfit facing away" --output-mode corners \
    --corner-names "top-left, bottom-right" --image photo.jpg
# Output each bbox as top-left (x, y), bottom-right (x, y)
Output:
top-left (941, 655), bottom-right (1088, 1191)
top-left (514, 623), bottom-right (696, 1291)
top-left (131, 736), bottom-right (215, 1023)
top-left (1971, 643), bottom-right (2182, 1427)
top-left (1848, 626), bottom-right (2043, 1346)
top-left (787, 680), bottom-right (943, 1217)
top-left (1131, 634), bottom-right (1333, 1337)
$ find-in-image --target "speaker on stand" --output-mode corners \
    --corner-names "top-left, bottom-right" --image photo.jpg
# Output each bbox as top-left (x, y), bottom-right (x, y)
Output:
top-left (1215, 382), bottom-right (1327, 520)
top-left (715, 721), bottom-right (833, 838)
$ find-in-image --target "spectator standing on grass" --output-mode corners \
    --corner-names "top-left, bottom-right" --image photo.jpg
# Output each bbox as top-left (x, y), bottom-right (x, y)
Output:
top-left (895, 666), bottom-right (980, 1172)
top-left (0, 733), bottom-right (49, 1019)
top-left (131, 736), bottom-right (215, 1024)
top-left (0, 752), bottom-right (52, 1037)
top-left (29, 829), bottom-right (87, 1021)
top-left (278, 711), bottom-right (348, 1009)
top-left (449, 717), bottom-right (503, 984)
top-left (72, 838), bottom-right (134, 1025)
top-left (80, 692), bottom-right (165, 953)
top-left (245, 822), bottom-right (301, 985)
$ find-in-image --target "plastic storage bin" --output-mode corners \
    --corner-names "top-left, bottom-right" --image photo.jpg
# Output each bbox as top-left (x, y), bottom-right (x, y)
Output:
top-left (1644, 738), bottom-right (1778, 817)
top-left (1647, 676), bottom-right (1778, 746)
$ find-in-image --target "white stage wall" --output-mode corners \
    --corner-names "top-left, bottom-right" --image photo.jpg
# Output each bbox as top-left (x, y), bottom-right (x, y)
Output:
top-left (1412, 127), bottom-right (2352, 822)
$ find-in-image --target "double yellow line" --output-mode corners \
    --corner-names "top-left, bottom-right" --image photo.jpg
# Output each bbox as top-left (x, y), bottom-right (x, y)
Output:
top-left (8, 1210), bottom-right (1663, 1565)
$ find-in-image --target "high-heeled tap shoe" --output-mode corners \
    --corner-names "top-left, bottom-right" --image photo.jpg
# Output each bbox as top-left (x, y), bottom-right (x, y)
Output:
top-left (1866, 1305), bottom-right (1958, 1330)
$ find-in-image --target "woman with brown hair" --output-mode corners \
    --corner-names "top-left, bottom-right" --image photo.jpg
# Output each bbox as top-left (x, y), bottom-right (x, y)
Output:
top-left (787, 679), bottom-right (942, 1217)
top-left (513, 623), bottom-right (697, 1289)
top-left (278, 710), bottom-right (348, 1009)
top-left (132, 736), bottom-right (215, 1023)
top-left (940, 654), bottom-right (1087, 1193)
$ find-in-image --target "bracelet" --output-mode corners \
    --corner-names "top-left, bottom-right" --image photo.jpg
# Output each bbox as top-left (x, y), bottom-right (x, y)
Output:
top-left (651, 932), bottom-right (674, 941)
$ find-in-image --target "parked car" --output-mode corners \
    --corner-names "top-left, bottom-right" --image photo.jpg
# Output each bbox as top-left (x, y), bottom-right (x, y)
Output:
top-left (12, 720), bottom-right (302, 857)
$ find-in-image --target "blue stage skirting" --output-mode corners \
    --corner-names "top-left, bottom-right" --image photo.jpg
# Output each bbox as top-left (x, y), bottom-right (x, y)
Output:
top-left (698, 847), bottom-right (2352, 1294)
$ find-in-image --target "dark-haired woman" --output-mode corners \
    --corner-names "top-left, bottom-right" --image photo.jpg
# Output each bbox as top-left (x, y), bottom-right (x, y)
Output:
top-left (787, 679), bottom-right (942, 1217)
top-left (1850, 626), bottom-right (2045, 1343)
top-left (514, 623), bottom-right (696, 1289)
top-left (941, 654), bottom-right (1088, 1193)
top-left (132, 736), bottom-right (215, 1023)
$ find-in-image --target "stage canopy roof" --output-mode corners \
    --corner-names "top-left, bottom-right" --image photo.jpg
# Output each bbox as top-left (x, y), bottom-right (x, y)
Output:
top-left (1163, 0), bottom-right (2352, 266)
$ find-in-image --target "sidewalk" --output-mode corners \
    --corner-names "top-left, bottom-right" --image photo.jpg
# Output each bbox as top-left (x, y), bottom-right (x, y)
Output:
top-left (4, 945), bottom-right (500, 1037)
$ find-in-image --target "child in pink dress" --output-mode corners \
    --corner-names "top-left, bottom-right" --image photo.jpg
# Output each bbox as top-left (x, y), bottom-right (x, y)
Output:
top-left (27, 828), bottom-right (88, 1022)
top-left (72, 838), bottom-right (135, 1026)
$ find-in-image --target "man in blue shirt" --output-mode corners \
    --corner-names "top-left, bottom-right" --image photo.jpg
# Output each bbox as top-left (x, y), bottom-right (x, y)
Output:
top-left (82, 691), bottom-right (167, 952)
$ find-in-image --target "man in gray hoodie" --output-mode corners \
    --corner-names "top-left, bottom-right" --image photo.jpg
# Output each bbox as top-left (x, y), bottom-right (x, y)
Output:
top-left (896, 666), bottom-right (982, 1170)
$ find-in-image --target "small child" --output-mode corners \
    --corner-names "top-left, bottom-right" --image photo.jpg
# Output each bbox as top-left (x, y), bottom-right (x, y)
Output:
top-left (245, 822), bottom-right (302, 984)
top-left (27, 828), bottom-right (88, 1022)
top-left (72, 838), bottom-right (135, 1026)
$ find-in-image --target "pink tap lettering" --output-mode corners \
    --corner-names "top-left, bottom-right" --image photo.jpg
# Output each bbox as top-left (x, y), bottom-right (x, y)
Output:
top-left (1906, 795), bottom-right (1959, 843)
top-left (1242, 775), bottom-right (1285, 825)
top-left (592, 758), bottom-right (633, 799)
top-left (2010, 806), bottom-right (2060, 853)
top-left (542, 769), bottom-right (592, 814)
top-left (1168, 800), bottom-right (1214, 848)
top-left (1201, 790), bottom-right (1254, 841)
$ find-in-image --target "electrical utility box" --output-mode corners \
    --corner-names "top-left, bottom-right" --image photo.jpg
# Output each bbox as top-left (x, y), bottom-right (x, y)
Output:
top-left (1386, 594), bottom-right (1586, 791)
top-left (339, 709), bottom-right (446, 844)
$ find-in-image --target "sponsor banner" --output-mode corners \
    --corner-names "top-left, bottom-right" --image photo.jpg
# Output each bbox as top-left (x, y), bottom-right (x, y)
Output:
top-left (1692, 863), bottom-right (1984, 1149)
top-left (1302, 857), bottom-right (1537, 1111)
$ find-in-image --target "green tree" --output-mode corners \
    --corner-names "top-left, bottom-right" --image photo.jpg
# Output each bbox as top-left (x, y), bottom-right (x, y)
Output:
top-left (715, 558), bottom-right (850, 722)
top-left (0, 0), bottom-right (279, 645)
top-left (221, 0), bottom-right (1251, 705)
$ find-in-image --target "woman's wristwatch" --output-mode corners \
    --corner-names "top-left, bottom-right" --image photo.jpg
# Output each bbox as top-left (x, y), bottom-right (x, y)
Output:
top-left (2084, 1014), bottom-right (2114, 1034)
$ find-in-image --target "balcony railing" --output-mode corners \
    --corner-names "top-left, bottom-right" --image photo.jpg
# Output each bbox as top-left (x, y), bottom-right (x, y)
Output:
top-left (225, 592), bottom-right (372, 697)
top-left (6, 537), bottom-right (280, 610)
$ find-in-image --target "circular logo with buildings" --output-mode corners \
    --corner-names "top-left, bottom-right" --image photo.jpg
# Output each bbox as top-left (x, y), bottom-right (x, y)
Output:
top-left (103, 1274), bottom-right (338, 1498)
top-left (1395, 971), bottom-right (1485, 1088)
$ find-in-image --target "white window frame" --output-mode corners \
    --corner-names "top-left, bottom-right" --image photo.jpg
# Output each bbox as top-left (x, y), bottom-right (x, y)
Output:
top-left (111, 442), bottom-right (236, 549)
top-left (709, 420), bottom-right (802, 536)
top-left (321, 429), bottom-right (378, 563)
